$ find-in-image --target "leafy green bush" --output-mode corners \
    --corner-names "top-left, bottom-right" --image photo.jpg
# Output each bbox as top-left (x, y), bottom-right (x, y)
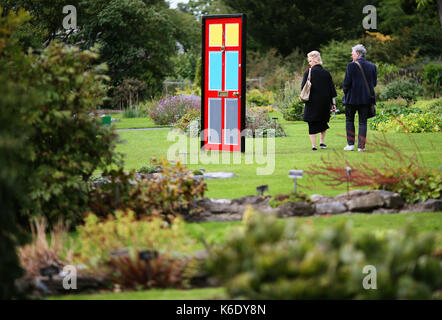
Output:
top-left (282, 99), bottom-right (304, 121)
top-left (174, 107), bottom-right (200, 135)
top-left (0, 8), bottom-right (32, 298)
top-left (246, 89), bottom-right (274, 107)
top-left (381, 168), bottom-right (441, 204)
top-left (377, 98), bottom-right (408, 109)
top-left (268, 192), bottom-right (310, 208)
top-left (377, 62), bottom-right (399, 83)
top-left (88, 159), bottom-right (207, 221)
top-left (246, 108), bottom-right (287, 137)
top-left (423, 63), bottom-right (442, 98)
top-left (18, 42), bottom-right (122, 226)
top-left (335, 90), bottom-right (345, 114)
top-left (372, 112), bottom-right (441, 133)
top-left (122, 108), bottom-right (138, 118)
top-left (412, 98), bottom-right (442, 114)
top-left (77, 210), bottom-right (197, 289)
top-left (206, 211), bottom-right (442, 299)
top-left (379, 80), bottom-right (425, 103)
top-left (138, 164), bottom-right (160, 174)
top-left (320, 39), bottom-right (355, 75)
top-left (277, 80), bottom-right (301, 120)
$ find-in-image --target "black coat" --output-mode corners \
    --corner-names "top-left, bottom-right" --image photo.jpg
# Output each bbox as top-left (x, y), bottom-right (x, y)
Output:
top-left (343, 58), bottom-right (377, 105)
top-left (301, 65), bottom-right (337, 122)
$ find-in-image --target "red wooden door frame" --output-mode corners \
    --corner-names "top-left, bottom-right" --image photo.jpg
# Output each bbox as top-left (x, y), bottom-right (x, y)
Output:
top-left (201, 14), bottom-right (246, 152)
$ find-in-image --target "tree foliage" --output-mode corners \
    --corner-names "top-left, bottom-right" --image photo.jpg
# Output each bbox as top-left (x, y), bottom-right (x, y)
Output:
top-left (0, 7), bottom-right (33, 299)
top-left (220, 0), bottom-right (371, 55)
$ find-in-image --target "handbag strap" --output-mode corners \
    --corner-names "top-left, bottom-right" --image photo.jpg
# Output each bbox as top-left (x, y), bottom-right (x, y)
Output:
top-left (307, 68), bottom-right (311, 81)
top-left (354, 61), bottom-right (374, 99)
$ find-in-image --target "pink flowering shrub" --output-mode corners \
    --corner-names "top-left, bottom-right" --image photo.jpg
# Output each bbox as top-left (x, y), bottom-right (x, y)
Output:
top-left (149, 95), bottom-right (200, 125)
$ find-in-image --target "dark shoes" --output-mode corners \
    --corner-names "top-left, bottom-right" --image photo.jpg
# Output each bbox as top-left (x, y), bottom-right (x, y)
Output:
top-left (312, 144), bottom-right (327, 151)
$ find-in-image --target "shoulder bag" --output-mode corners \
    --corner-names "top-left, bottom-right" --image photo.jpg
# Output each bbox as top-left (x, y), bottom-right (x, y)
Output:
top-left (299, 68), bottom-right (311, 102)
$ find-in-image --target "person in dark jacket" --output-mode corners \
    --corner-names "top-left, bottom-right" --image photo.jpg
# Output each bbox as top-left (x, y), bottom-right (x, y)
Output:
top-left (301, 51), bottom-right (337, 151)
top-left (343, 44), bottom-right (377, 152)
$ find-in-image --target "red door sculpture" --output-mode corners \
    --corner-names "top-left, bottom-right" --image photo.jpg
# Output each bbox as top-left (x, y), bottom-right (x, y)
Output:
top-left (201, 14), bottom-right (246, 152)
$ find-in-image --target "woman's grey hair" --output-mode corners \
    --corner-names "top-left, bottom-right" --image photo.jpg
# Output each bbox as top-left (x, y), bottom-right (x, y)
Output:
top-left (352, 44), bottom-right (367, 58)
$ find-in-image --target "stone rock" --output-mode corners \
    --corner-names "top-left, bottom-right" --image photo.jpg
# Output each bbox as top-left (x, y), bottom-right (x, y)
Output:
top-left (232, 195), bottom-right (271, 206)
top-left (310, 194), bottom-right (329, 203)
top-left (188, 196), bottom-right (275, 222)
top-left (277, 202), bottom-right (314, 217)
top-left (401, 199), bottom-right (442, 213)
top-left (335, 190), bottom-right (371, 201)
top-left (347, 193), bottom-right (384, 212)
top-left (314, 201), bottom-right (347, 215)
top-left (372, 190), bottom-right (405, 209)
top-left (202, 172), bottom-right (237, 179)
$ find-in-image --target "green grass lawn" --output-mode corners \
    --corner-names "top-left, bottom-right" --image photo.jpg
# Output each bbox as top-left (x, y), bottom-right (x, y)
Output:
top-left (50, 287), bottom-right (226, 300)
top-left (115, 112), bottom-right (441, 199)
top-left (110, 113), bottom-right (172, 130)
top-left (68, 113), bottom-right (441, 300)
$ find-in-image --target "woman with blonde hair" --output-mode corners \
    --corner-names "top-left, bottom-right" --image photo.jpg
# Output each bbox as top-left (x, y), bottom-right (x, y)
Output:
top-left (301, 50), bottom-right (337, 151)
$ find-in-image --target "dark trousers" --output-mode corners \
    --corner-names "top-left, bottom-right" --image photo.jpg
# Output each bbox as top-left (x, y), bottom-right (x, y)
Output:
top-left (345, 104), bottom-right (369, 149)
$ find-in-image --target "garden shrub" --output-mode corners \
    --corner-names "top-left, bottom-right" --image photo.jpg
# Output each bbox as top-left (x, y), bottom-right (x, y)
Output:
top-left (246, 108), bottom-right (287, 137)
top-left (268, 192), bottom-right (310, 208)
top-left (0, 9), bottom-right (32, 298)
top-left (369, 105), bottom-right (423, 131)
top-left (246, 49), bottom-right (295, 92)
top-left (335, 90), bottom-right (345, 114)
top-left (373, 113), bottom-right (441, 133)
top-left (281, 98), bottom-right (304, 121)
top-left (423, 63), bottom-right (442, 98)
top-left (122, 108), bottom-right (138, 118)
top-left (206, 211), bottom-right (442, 299)
top-left (320, 39), bottom-right (355, 75)
top-left (246, 89), bottom-right (274, 107)
top-left (377, 98), bottom-right (408, 109)
top-left (277, 80), bottom-right (300, 120)
top-left (412, 98), bottom-right (442, 114)
top-left (18, 218), bottom-right (72, 278)
top-left (377, 62), bottom-right (399, 83)
top-left (88, 159), bottom-right (207, 221)
top-left (138, 164), bottom-right (160, 175)
top-left (149, 94), bottom-right (200, 125)
top-left (77, 210), bottom-right (197, 289)
top-left (251, 106), bottom-right (277, 113)
top-left (381, 168), bottom-right (441, 204)
top-left (174, 107), bottom-right (200, 134)
top-left (379, 79), bottom-right (425, 103)
top-left (3, 40), bottom-right (122, 227)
